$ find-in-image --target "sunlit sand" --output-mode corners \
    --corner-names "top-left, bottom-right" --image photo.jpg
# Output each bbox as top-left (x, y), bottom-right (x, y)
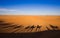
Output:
top-left (0, 15), bottom-right (60, 33)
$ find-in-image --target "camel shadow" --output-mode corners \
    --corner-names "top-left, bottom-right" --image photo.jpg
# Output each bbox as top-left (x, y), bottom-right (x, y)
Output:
top-left (46, 24), bottom-right (59, 30)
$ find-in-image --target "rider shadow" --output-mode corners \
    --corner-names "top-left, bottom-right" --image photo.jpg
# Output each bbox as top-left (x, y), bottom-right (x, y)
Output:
top-left (0, 20), bottom-right (13, 26)
top-left (29, 25), bottom-right (35, 32)
top-left (0, 20), bottom-right (6, 25)
top-left (24, 25), bottom-right (35, 32)
top-left (49, 24), bottom-right (59, 30)
top-left (0, 20), bottom-right (15, 29)
top-left (0, 20), bottom-right (5, 23)
top-left (2, 25), bottom-right (15, 28)
top-left (46, 26), bottom-right (51, 30)
top-left (24, 25), bottom-right (31, 32)
top-left (11, 25), bottom-right (24, 33)
top-left (36, 25), bottom-right (42, 32)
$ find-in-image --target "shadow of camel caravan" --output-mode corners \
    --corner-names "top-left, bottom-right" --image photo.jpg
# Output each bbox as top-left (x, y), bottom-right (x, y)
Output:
top-left (0, 20), bottom-right (60, 38)
top-left (0, 20), bottom-right (60, 33)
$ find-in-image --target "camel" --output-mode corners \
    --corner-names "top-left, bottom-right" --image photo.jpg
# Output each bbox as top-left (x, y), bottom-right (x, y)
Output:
top-left (36, 25), bottom-right (42, 31)
top-left (25, 26), bottom-right (30, 29)
top-left (3, 25), bottom-right (15, 28)
top-left (0, 20), bottom-right (4, 23)
top-left (13, 25), bottom-right (23, 29)
top-left (49, 24), bottom-right (58, 30)
top-left (11, 25), bottom-right (24, 33)
top-left (46, 26), bottom-right (51, 30)
top-left (23, 26), bottom-right (31, 32)
top-left (0, 22), bottom-right (12, 26)
top-left (0, 21), bottom-right (14, 28)
top-left (29, 25), bottom-right (35, 32)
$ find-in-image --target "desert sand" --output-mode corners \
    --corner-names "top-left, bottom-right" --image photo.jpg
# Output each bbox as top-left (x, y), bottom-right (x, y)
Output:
top-left (0, 15), bottom-right (60, 31)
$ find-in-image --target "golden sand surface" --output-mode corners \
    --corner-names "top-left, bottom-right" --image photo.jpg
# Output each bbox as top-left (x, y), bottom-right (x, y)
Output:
top-left (0, 15), bottom-right (60, 31)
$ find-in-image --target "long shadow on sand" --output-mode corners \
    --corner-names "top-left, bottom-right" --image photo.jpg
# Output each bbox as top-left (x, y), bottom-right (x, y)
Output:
top-left (0, 20), bottom-right (60, 38)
